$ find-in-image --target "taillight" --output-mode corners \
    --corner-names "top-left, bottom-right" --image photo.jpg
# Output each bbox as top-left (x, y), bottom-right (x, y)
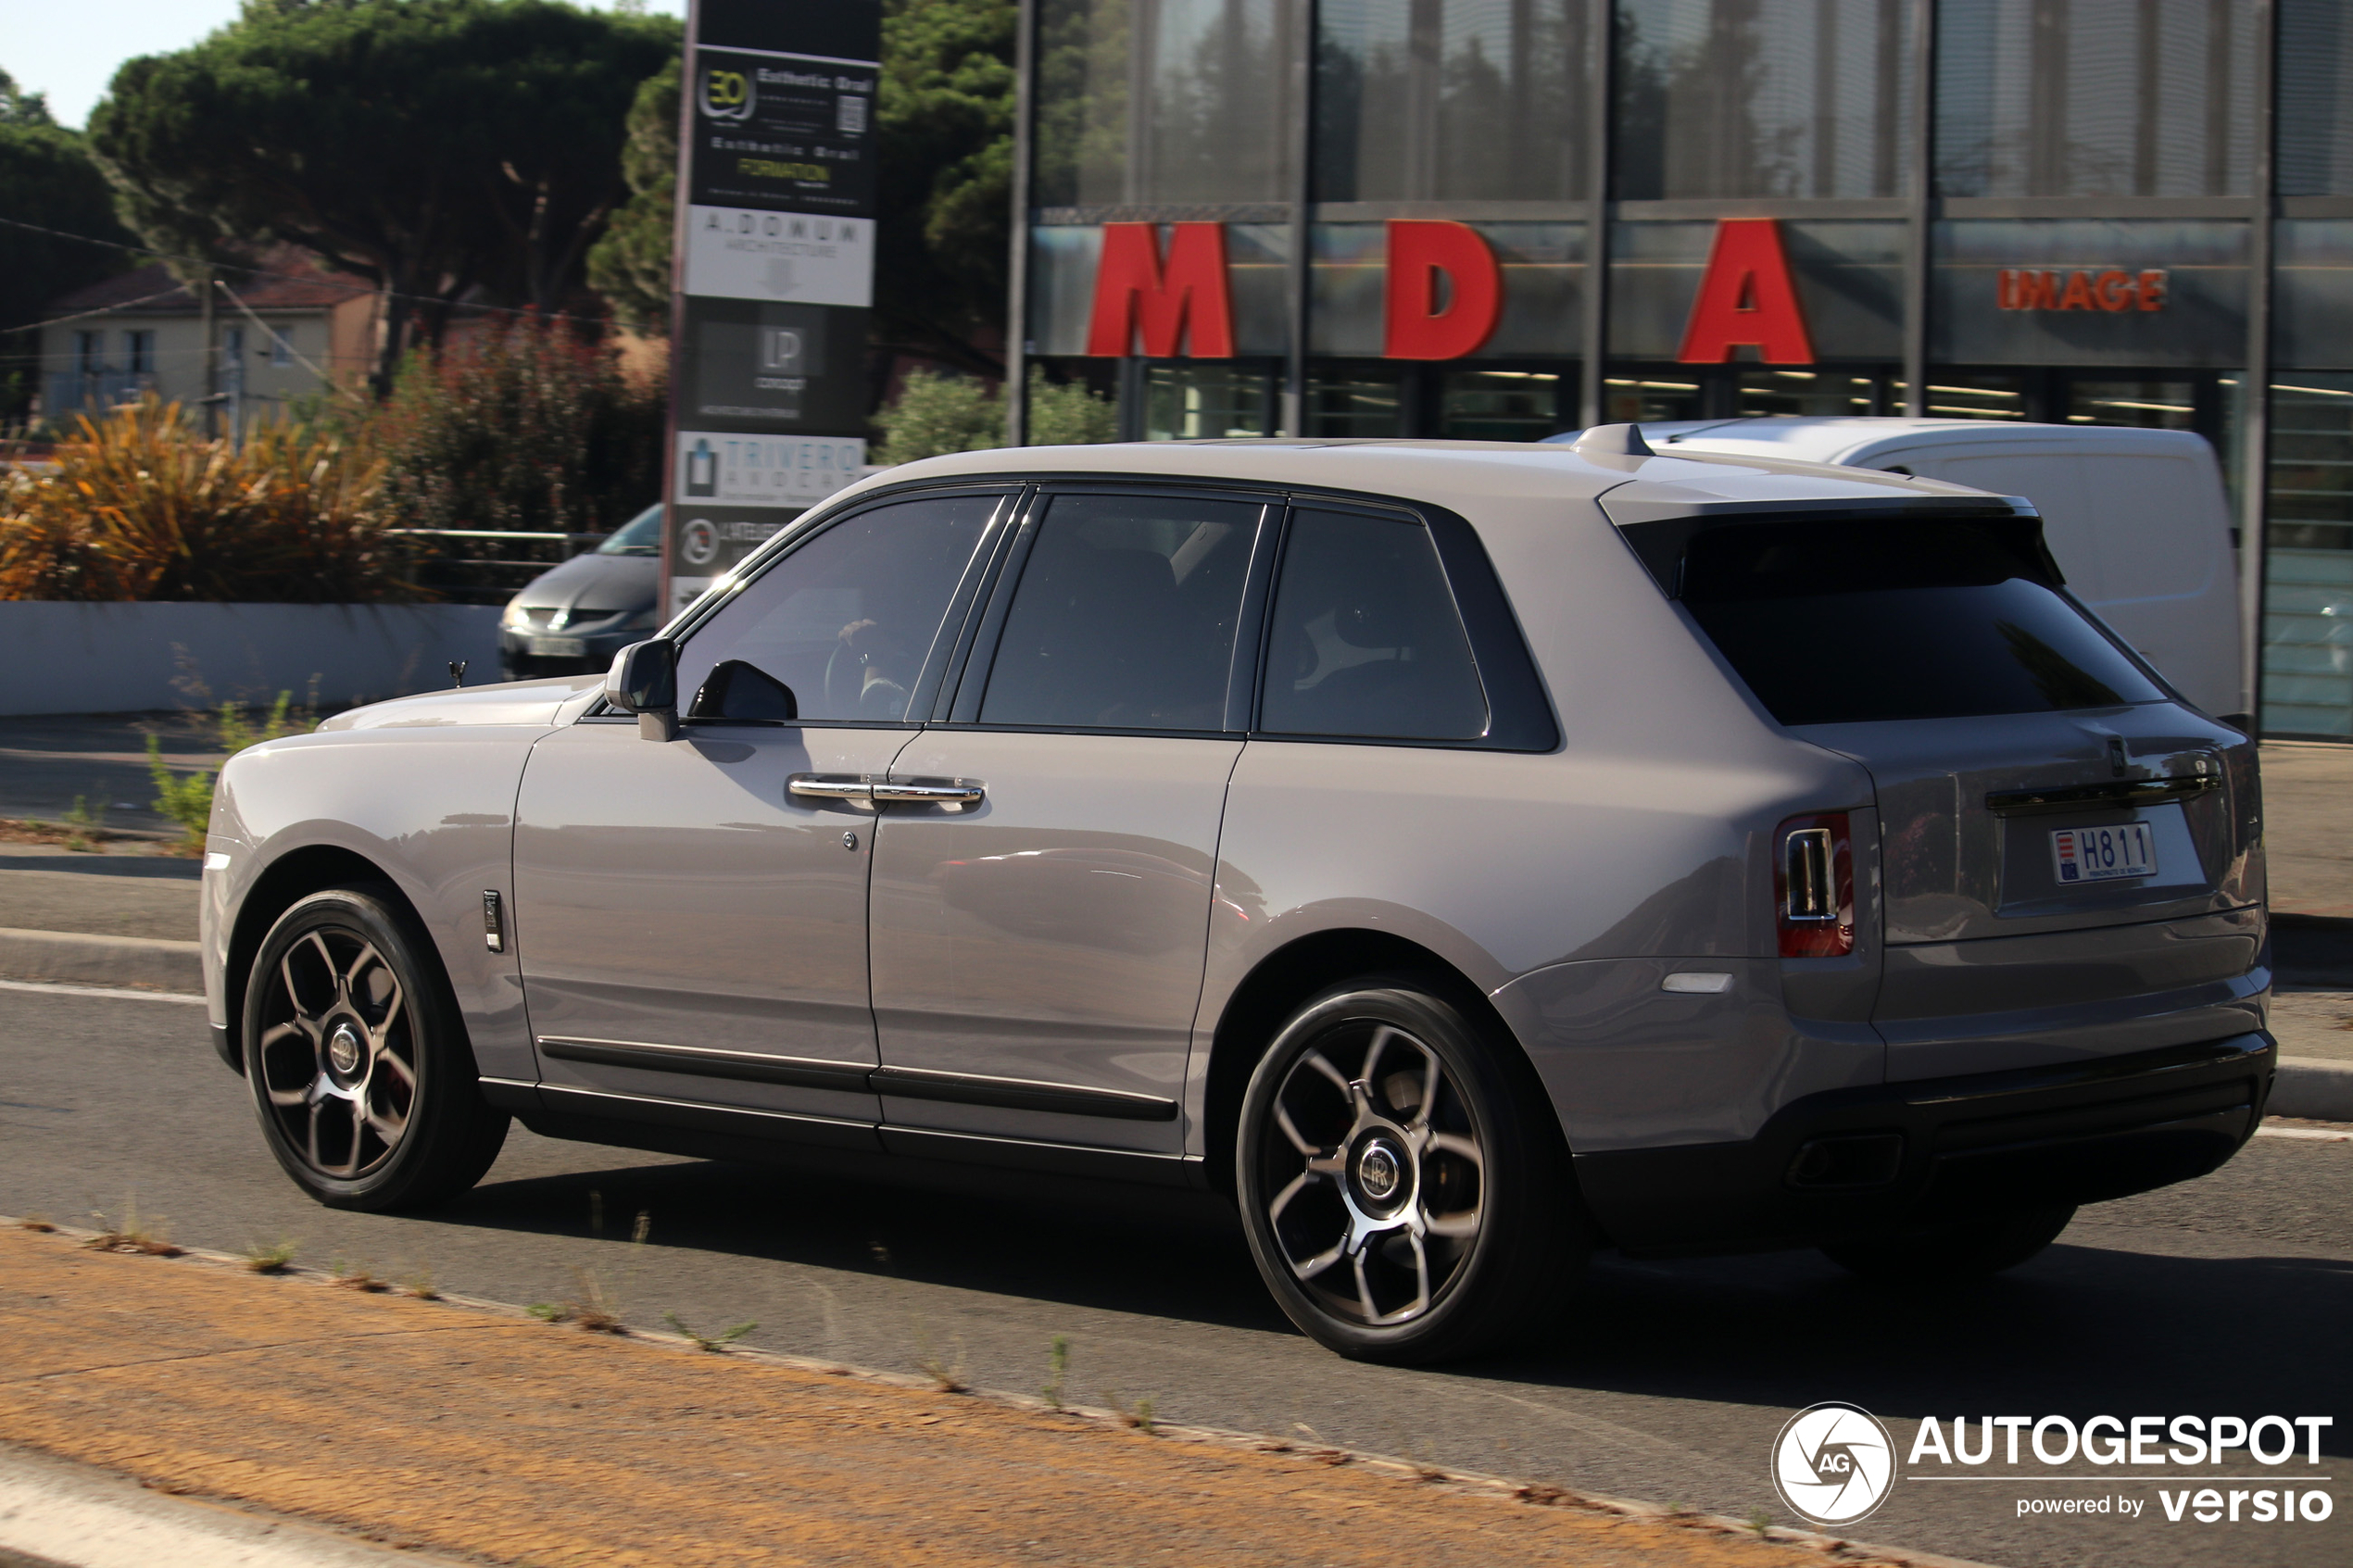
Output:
top-left (1775, 812), bottom-right (1854, 958)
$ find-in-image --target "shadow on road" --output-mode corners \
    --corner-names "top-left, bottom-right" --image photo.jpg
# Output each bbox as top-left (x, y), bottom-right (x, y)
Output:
top-left (444, 1152), bottom-right (1290, 1336)
top-left (437, 1149), bottom-right (2351, 1457)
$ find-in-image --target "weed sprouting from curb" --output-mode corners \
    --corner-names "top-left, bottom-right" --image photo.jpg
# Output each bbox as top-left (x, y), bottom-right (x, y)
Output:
top-left (912, 1319), bottom-right (966, 1392)
top-left (331, 1258), bottom-right (388, 1292)
top-left (402, 1264), bottom-right (439, 1300)
top-left (1102, 1391), bottom-right (1157, 1434)
top-left (1042, 1335), bottom-right (1070, 1410)
top-left (61, 795), bottom-right (106, 852)
top-left (560, 1201), bottom-right (651, 1333)
top-left (243, 1238), bottom-right (298, 1273)
top-left (1745, 1507), bottom-right (1774, 1537)
top-left (527, 1302), bottom-right (568, 1323)
top-left (664, 1312), bottom-right (757, 1352)
top-left (83, 1197), bottom-right (179, 1256)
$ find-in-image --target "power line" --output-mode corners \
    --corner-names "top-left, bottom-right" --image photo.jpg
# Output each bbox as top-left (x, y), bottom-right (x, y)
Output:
top-left (0, 213), bottom-right (618, 333)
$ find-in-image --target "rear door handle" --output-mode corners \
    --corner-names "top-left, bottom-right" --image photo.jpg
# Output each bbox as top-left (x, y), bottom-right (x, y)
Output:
top-left (871, 778), bottom-right (984, 806)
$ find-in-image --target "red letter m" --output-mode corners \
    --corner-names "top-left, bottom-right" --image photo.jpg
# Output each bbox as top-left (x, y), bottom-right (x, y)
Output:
top-left (1677, 219), bottom-right (1815, 365)
top-left (1085, 222), bottom-right (1235, 358)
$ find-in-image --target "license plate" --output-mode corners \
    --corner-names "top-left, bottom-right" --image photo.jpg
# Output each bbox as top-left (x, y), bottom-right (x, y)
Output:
top-left (2051, 822), bottom-right (2156, 884)
top-left (529, 635), bottom-right (587, 658)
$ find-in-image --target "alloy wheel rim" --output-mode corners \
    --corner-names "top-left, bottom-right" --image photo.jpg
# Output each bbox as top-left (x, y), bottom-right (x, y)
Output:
top-left (1258, 1021), bottom-right (1485, 1327)
top-left (256, 925), bottom-right (416, 1180)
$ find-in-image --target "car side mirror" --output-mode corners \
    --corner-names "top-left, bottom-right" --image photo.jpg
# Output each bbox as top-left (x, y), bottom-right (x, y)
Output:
top-left (687, 659), bottom-right (798, 722)
top-left (606, 638), bottom-right (678, 741)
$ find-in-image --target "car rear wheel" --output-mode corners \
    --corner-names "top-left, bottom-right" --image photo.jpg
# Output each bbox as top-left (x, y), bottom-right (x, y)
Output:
top-left (1818, 1205), bottom-right (2077, 1286)
top-left (244, 885), bottom-right (509, 1211)
top-left (1236, 979), bottom-right (1587, 1364)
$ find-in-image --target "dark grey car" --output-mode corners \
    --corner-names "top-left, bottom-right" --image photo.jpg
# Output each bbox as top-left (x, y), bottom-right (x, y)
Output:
top-left (497, 504), bottom-right (662, 680)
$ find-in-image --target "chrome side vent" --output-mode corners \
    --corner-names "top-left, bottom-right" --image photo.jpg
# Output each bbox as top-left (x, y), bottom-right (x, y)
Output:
top-left (1784, 828), bottom-right (1837, 922)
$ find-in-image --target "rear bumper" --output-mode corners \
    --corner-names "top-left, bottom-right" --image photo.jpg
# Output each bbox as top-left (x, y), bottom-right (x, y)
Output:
top-left (1575, 1031), bottom-right (2274, 1256)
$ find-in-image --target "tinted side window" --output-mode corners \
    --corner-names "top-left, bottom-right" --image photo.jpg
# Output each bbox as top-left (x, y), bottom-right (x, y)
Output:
top-left (979, 494), bottom-right (1259, 731)
top-left (1259, 508), bottom-right (1489, 741)
top-left (1678, 518), bottom-right (2170, 726)
top-left (676, 495), bottom-right (997, 722)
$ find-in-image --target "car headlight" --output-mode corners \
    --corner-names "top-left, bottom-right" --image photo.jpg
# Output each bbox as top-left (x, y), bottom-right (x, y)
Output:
top-left (500, 599), bottom-right (535, 632)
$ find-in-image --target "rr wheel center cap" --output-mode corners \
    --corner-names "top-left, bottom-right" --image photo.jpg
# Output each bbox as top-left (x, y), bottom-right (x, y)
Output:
top-left (1353, 1137), bottom-right (1409, 1209)
top-left (327, 1022), bottom-right (363, 1077)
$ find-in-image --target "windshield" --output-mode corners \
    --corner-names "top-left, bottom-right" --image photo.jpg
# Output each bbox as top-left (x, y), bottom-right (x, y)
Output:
top-left (596, 504), bottom-right (663, 556)
top-left (1671, 517), bottom-right (2169, 726)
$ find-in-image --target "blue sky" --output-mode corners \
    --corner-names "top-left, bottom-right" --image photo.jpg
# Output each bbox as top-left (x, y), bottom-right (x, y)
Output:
top-left (0, 0), bottom-right (687, 129)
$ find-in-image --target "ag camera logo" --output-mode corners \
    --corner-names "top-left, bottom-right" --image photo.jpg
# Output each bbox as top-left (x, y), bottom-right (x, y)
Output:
top-left (1773, 1402), bottom-right (1896, 1526)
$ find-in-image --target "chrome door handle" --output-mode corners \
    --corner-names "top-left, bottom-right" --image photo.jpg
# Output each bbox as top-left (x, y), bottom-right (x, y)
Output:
top-left (871, 779), bottom-right (984, 806)
top-left (787, 773), bottom-right (872, 803)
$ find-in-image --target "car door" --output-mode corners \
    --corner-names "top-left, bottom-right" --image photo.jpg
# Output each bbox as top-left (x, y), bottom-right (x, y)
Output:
top-left (866, 486), bottom-right (1273, 1164)
top-left (512, 489), bottom-right (1012, 1135)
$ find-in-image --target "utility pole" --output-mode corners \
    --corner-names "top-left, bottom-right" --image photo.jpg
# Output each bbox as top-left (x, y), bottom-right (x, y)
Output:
top-left (198, 268), bottom-right (219, 438)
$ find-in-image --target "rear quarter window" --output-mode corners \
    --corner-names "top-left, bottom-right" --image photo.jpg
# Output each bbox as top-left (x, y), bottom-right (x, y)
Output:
top-left (1657, 515), bottom-right (2169, 727)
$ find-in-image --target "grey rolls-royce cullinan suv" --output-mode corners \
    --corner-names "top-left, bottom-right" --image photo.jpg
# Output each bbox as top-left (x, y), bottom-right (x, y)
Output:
top-left (200, 431), bottom-right (2272, 1363)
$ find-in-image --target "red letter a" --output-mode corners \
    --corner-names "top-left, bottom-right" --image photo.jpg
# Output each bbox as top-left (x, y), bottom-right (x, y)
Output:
top-left (1085, 223), bottom-right (1235, 358)
top-left (1383, 220), bottom-right (1502, 359)
top-left (1676, 219), bottom-right (1815, 365)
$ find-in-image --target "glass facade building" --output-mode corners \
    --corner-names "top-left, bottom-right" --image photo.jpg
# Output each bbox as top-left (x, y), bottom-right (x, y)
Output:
top-left (1012, 0), bottom-right (2353, 737)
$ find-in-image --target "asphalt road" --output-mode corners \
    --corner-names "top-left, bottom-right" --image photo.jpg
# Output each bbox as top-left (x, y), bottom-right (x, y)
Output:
top-left (1, 986), bottom-right (2346, 1568)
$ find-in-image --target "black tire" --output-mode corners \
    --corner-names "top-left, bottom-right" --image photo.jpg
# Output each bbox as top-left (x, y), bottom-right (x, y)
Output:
top-left (243, 884), bottom-right (509, 1211)
top-left (1819, 1205), bottom-right (2077, 1286)
top-left (1236, 978), bottom-right (1588, 1364)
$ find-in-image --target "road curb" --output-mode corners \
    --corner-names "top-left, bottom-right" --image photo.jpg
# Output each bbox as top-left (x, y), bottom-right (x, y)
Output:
top-left (2273, 1056), bottom-right (2353, 1121)
top-left (0, 1438), bottom-right (460, 1568)
top-left (0, 928), bottom-right (199, 995)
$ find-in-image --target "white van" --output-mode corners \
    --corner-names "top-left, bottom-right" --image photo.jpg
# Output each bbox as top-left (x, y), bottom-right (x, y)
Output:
top-left (1542, 419), bottom-right (2246, 725)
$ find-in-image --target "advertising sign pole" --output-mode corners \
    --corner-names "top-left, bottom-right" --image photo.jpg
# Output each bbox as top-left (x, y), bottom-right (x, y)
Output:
top-left (662, 0), bottom-right (882, 619)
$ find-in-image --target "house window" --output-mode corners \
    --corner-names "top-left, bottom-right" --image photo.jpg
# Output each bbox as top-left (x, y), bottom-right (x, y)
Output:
top-left (73, 331), bottom-right (101, 372)
top-left (270, 326), bottom-right (294, 367)
top-left (125, 330), bottom-right (156, 374)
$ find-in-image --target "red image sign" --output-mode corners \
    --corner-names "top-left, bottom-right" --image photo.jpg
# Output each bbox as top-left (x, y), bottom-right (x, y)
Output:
top-left (1998, 269), bottom-right (2168, 313)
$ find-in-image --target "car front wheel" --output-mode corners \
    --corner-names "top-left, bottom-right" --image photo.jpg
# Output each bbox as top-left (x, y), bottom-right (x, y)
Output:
top-left (1236, 979), bottom-right (1586, 1363)
top-left (244, 885), bottom-right (509, 1210)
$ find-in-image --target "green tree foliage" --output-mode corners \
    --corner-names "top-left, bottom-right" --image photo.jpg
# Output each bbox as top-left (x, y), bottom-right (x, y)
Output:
top-left (585, 56), bottom-right (679, 335)
top-left (371, 321), bottom-right (665, 533)
top-left (872, 367), bottom-right (1114, 463)
top-left (871, 368), bottom-right (999, 464)
top-left (90, 0), bottom-right (677, 395)
top-left (876, 0), bottom-right (1015, 375)
top-left (0, 70), bottom-right (138, 419)
top-left (1029, 370), bottom-right (1119, 445)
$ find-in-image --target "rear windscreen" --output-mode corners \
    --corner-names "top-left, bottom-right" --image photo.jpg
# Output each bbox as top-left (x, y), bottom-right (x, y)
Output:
top-left (1668, 518), bottom-right (2169, 726)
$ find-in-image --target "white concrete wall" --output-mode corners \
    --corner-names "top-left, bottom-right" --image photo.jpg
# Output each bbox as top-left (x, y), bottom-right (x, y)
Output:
top-left (0, 603), bottom-right (503, 716)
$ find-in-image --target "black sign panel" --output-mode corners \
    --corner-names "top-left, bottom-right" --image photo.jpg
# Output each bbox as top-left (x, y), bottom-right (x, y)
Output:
top-left (690, 46), bottom-right (876, 217)
top-left (686, 297), bottom-right (868, 431)
top-left (667, 1), bottom-right (882, 614)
